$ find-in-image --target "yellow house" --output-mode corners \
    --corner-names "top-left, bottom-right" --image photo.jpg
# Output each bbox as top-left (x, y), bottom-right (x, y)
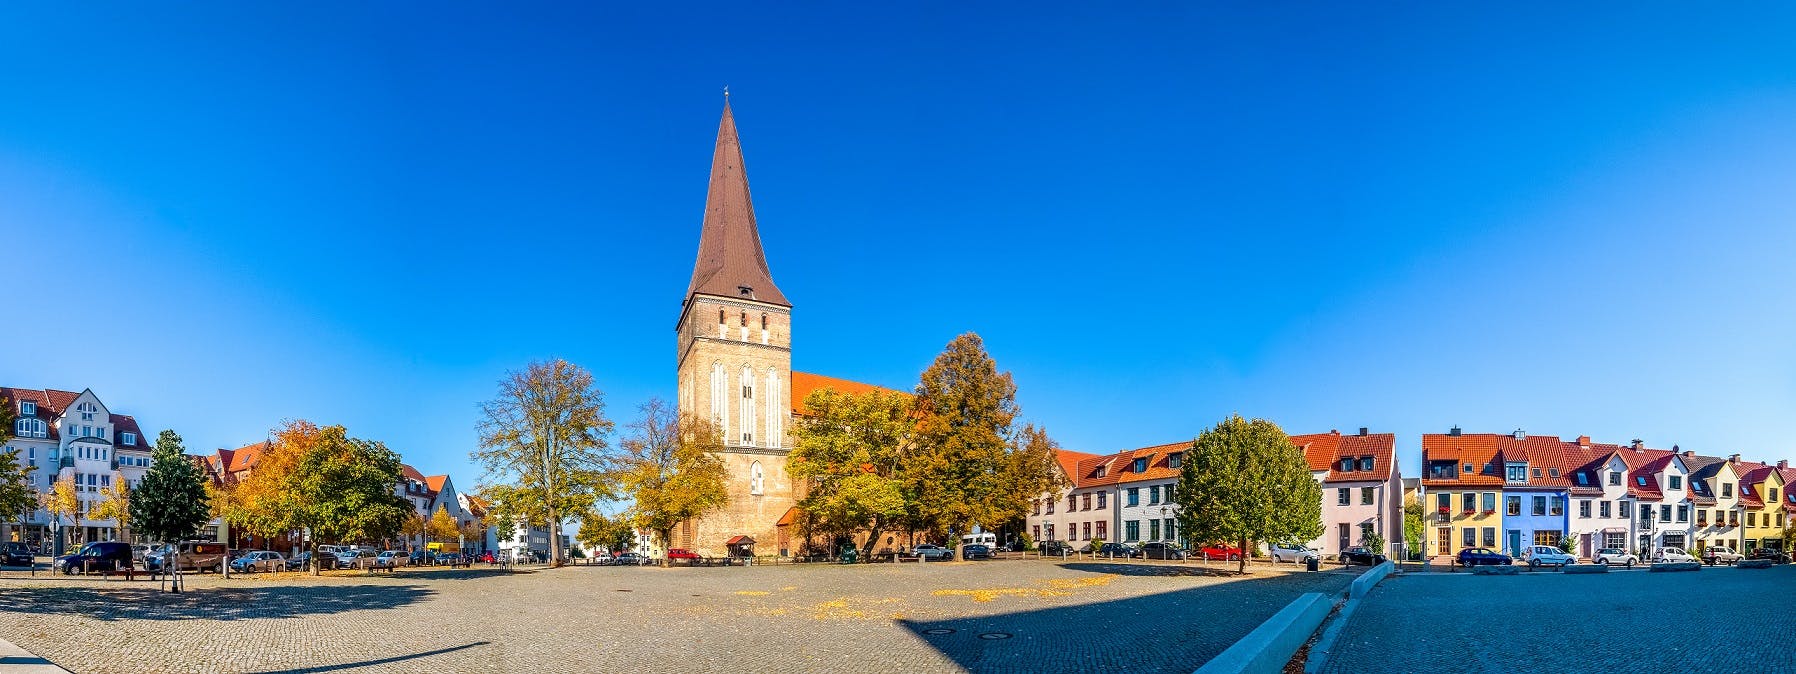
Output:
top-left (1421, 432), bottom-right (1506, 559)
top-left (1688, 455), bottom-right (1741, 555)
top-left (1738, 462), bottom-right (1787, 553)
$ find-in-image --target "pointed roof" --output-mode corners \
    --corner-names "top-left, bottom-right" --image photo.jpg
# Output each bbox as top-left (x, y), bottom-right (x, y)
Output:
top-left (686, 101), bottom-right (788, 307)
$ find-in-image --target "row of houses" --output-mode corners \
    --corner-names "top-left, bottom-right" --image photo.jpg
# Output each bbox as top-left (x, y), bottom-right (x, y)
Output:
top-left (1026, 428), bottom-right (1405, 559)
top-left (1422, 427), bottom-right (1795, 559)
top-left (1, 386), bottom-right (552, 559)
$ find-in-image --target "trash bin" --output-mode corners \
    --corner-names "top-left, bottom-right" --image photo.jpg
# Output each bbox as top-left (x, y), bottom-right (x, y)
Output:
top-left (1305, 555), bottom-right (1320, 572)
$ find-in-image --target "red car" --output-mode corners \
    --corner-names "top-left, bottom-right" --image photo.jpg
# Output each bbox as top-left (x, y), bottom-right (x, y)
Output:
top-left (1198, 544), bottom-right (1243, 561)
top-left (480, 551), bottom-right (495, 564)
top-left (666, 548), bottom-right (701, 561)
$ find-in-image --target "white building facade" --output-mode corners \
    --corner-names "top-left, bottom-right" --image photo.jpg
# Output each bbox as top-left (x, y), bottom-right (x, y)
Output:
top-left (3, 387), bottom-right (152, 552)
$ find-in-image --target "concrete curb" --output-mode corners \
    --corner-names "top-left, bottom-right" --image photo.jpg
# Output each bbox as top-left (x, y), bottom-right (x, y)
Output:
top-left (1303, 562), bottom-right (1395, 674)
top-left (0, 638), bottom-right (70, 673)
top-left (1649, 562), bottom-right (1701, 572)
top-left (1738, 559), bottom-right (1774, 569)
top-left (1564, 564), bottom-right (1608, 574)
top-left (1194, 591), bottom-right (1332, 674)
top-left (1471, 565), bottom-right (1519, 575)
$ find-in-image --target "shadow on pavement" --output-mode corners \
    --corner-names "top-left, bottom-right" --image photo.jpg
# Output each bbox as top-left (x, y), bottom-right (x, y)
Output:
top-left (394, 567), bottom-right (531, 580)
top-left (0, 584), bottom-right (435, 622)
top-left (899, 571), bottom-right (1350, 674)
top-left (258, 641), bottom-right (490, 673)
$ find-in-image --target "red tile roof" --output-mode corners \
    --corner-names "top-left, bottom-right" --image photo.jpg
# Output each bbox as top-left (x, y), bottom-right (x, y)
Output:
top-left (1069, 441), bottom-right (1190, 487)
top-left (1296, 431), bottom-right (1396, 482)
top-left (2, 387), bottom-right (148, 445)
top-left (402, 464), bottom-right (428, 484)
top-left (1054, 449), bottom-right (1100, 484)
top-left (224, 441), bottom-right (265, 474)
top-left (425, 475), bottom-right (450, 493)
top-left (1421, 433), bottom-right (1506, 486)
top-left (790, 371), bottom-right (906, 417)
top-left (1292, 432), bottom-right (1342, 472)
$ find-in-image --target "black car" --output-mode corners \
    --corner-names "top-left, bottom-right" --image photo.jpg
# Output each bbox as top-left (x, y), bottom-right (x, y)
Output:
top-left (57, 541), bottom-right (134, 574)
top-left (1038, 540), bottom-right (1074, 556)
top-left (1339, 546), bottom-right (1388, 566)
top-left (1, 541), bottom-right (32, 567)
top-left (1092, 542), bottom-right (1141, 558)
top-left (1140, 541), bottom-right (1187, 560)
top-left (1748, 548), bottom-right (1790, 564)
top-left (962, 544), bottom-right (993, 560)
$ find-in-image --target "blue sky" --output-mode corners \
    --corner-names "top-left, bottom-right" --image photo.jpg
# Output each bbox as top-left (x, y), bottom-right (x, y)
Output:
top-left (4, 4), bottom-right (1796, 489)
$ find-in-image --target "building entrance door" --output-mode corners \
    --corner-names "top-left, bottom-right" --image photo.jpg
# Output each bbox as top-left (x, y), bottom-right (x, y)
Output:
top-left (1436, 527), bottom-right (1451, 557)
top-left (1580, 534), bottom-right (1591, 558)
top-left (1506, 530), bottom-right (1522, 557)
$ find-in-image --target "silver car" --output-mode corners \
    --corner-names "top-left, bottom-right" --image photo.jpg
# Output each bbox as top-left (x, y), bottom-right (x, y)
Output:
top-left (1593, 547), bottom-right (1637, 567)
top-left (1269, 542), bottom-right (1319, 563)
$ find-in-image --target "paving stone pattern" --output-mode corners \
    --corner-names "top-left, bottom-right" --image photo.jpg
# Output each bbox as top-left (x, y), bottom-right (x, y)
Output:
top-left (0, 560), bottom-right (1353, 673)
top-left (1323, 565), bottom-right (1796, 672)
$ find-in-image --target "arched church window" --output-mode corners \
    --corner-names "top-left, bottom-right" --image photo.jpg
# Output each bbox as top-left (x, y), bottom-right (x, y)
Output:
top-left (740, 311), bottom-right (747, 327)
top-left (761, 313), bottom-right (767, 330)
top-left (718, 308), bottom-right (725, 324)
top-left (711, 362), bottom-right (728, 442)
top-left (765, 369), bottom-right (781, 448)
top-left (740, 365), bottom-right (756, 445)
top-left (750, 461), bottom-right (764, 495)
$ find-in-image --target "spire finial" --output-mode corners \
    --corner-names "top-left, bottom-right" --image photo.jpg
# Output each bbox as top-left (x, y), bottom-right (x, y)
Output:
top-left (723, 85), bottom-right (730, 101)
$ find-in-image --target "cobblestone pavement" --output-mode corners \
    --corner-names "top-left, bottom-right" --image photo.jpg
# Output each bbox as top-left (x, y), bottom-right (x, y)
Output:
top-left (0, 559), bottom-right (1353, 673)
top-left (1322, 564), bottom-right (1796, 672)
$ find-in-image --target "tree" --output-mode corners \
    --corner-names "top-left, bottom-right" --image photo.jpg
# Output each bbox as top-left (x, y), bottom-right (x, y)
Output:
top-left (1174, 415), bottom-right (1324, 574)
top-left (616, 398), bottom-right (727, 563)
top-left (474, 359), bottom-right (617, 567)
top-left (576, 509), bottom-right (635, 555)
top-left (1557, 531), bottom-right (1577, 554)
top-left (427, 506), bottom-right (459, 544)
top-left (907, 333), bottom-right (1040, 552)
top-left (1402, 494), bottom-right (1425, 560)
top-left (1363, 530), bottom-right (1386, 557)
top-left (223, 420), bottom-right (412, 574)
top-left (789, 388), bottom-right (912, 560)
top-left (89, 479), bottom-right (131, 542)
top-left (0, 395), bottom-right (25, 543)
top-left (458, 518), bottom-right (488, 553)
top-left (131, 430), bottom-right (212, 590)
top-left (400, 512), bottom-right (427, 547)
top-left (41, 475), bottom-right (78, 551)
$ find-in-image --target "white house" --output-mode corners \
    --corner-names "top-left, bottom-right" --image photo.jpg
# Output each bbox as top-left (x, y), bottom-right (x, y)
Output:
top-left (1025, 449), bottom-right (1106, 548)
top-left (1111, 443), bottom-right (1188, 548)
top-left (1620, 443), bottom-right (1694, 555)
top-left (1298, 429), bottom-right (1402, 558)
top-left (2, 387), bottom-right (153, 552)
top-left (1563, 439), bottom-right (1634, 558)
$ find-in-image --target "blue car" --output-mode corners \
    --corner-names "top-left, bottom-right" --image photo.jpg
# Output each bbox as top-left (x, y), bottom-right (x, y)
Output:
top-left (1456, 547), bottom-right (1512, 567)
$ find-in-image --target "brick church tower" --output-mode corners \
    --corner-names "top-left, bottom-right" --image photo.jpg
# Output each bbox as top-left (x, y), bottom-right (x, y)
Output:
top-left (672, 99), bottom-right (796, 554)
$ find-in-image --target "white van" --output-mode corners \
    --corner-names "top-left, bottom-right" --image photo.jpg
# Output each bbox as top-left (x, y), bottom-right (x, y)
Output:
top-left (961, 533), bottom-right (997, 547)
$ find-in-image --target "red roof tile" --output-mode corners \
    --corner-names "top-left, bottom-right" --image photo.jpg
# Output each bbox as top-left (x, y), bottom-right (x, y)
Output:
top-left (1421, 433), bottom-right (1505, 486)
top-left (789, 371), bottom-right (906, 417)
top-left (425, 475), bottom-right (450, 493)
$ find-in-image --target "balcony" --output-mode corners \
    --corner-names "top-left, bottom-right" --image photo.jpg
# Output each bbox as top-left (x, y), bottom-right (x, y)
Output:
top-left (57, 456), bottom-right (73, 469)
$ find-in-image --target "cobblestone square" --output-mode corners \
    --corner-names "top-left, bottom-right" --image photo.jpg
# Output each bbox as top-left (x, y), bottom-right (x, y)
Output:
top-left (1323, 565), bottom-right (1796, 672)
top-left (0, 559), bottom-right (1353, 673)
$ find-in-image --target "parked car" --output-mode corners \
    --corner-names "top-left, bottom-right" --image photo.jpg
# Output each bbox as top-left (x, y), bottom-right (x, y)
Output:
top-left (1268, 542), bottom-right (1319, 563)
top-left (131, 544), bottom-right (153, 565)
top-left (1, 541), bottom-right (33, 567)
top-left (913, 544), bottom-right (953, 560)
top-left (1197, 544), bottom-right (1242, 561)
top-left (666, 548), bottom-right (701, 562)
top-left (146, 541), bottom-right (230, 573)
top-left (1702, 546), bottom-right (1743, 566)
top-left (1748, 547), bottom-right (1790, 564)
top-left (613, 551), bottom-right (647, 565)
top-left (1140, 541), bottom-right (1187, 560)
top-left (1094, 542), bottom-right (1142, 558)
top-left (1037, 540), bottom-right (1073, 556)
top-left (285, 552), bottom-right (314, 571)
top-left (1520, 545), bottom-right (1575, 569)
top-left (962, 544), bottom-right (993, 560)
top-left (1653, 547), bottom-right (1696, 564)
top-left (1339, 546), bottom-right (1388, 566)
top-left (1455, 547), bottom-right (1512, 567)
top-left (480, 551), bottom-right (496, 564)
top-left (230, 551), bottom-right (285, 573)
top-left (373, 551), bottom-right (402, 569)
top-left (1592, 548), bottom-right (1638, 567)
top-left (335, 549), bottom-right (373, 568)
top-left (57, 541), bottom-right (134, 575)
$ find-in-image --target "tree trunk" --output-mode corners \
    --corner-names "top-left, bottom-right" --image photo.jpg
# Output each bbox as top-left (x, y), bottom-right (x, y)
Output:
top-left (1238, 535), bottom-right (1248, 575)
top-left (311, 541), bottom-right (321, 576)
top-left (859, 520), bottom-right (886, 562)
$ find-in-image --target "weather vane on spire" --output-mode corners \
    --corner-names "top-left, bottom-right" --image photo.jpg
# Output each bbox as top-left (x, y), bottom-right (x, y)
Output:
top-left (723, 85), bottom-right (730, 100)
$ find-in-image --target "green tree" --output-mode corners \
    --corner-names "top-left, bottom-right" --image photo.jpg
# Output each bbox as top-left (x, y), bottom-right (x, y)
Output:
top-left (576, 509), bottom-right (636, 555)
top-left (907, 333), bottom-right (1023, 551)
top-left (789, 388), bottom-right (912, 560)
top-left (1402, 494), bottom-right (1425, 560)
top-left (617, 398), bottom-right (727, 563)
top-left (1363, 530), bottom-right (1386, 557)
top-left (89, 480), bottom-right (131, 542)
top-left (1174, 415), bottom-right (1323, 574)
top-left (1557, 532), bottom-right (1577, 554)
top-left (0, 396), bottom-right (24, 543)
top-left (474, 359), bottom-right (617, 567)
top-left (130, 430), bottom-right (213, 589)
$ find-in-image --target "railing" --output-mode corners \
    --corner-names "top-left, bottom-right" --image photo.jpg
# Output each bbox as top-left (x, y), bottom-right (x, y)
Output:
top-left (58, 456), bottom-right (73, 469)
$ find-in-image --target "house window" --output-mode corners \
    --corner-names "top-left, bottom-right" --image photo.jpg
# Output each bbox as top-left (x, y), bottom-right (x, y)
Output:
top-left (1677, 505), bottom-right (1689, 522)
top-left (1462, 493), bottom-right (1476, 512)
top-left (1032, 525), bottom-right (1040, 542)
top-left (1031, 500), bottom-right (1040, 516)
top-left (1723, 483), bottom-right (1733, 497)
top-left (1551, 497), bottom-right (1564, 516)
top-left (1599, 501), bottom-right (1611, 518)
top-left (1150, 519), bottom-right (1161, 541)
top-left (1096, 492), bottom-right (1106, 509)
top-left (1579, 500), bottom-right (1591, 518)
top-left (1575, 472), bottom-right (1587, 485)
top-left (1636, 476), bottom-right (1647, 487)
top-left (718, 309), bottom-right (725, 323)
top-left (1339, 458), bottom-right (1351, 472)
top-left (19, 401), bottom-right (34, 416)
top-left (1609, 471), bottom-right (1621, 486)
top-left (1481, 528), bottom-right (1496, 547)
top-left (1359, 457), bottom-right (1373, 471)
top-left (1360, 522), bottom-right (1375, 544)
top-left (1148, 486), bottom-right (1160, 505)
top-left (1361, 487), bottom-right (1374, 505)
top-left (1549, 468), bottom-right (1559, 478)
top-left (121, 432), bottom-right (135, 446)
top-left (1482, 492), bottom-right (1496, 512)
top-left (1532, 496), bottom-right (1547, 516)
top-left (1506, 496), bottom-right (1521, 516)
top-left (1096, 521), bottom-right (1107, 539)
top-left (1068, 495), bottom-right (1077, 511)
top-left (1165, 484), bottom-right (1175, 502)
top-left (1669, 476), bottom-right (1683, 490)
top-left (1463, 463), bottom-right (1474, 473)
top-left (1082, 493), bottom-right (1092, 510)
top-left (1773, 488), bottom-right (1781, 502)
top-left (1095, 466), bottom-right (1107, 478)
top-left (1132, 458), bottom-right (1148, 473)
top-left (1619, 501), bottom-right (1632, 518)
top-left (1506, 465), bottom-right (1527, 482)
top-left (1083, 522), bottom-right (1092, 540)
top-left (1168, 453), bottom-right (1182, 469)
top-left (1045, 499), bottom-right (1054, 514)
top-left (1338, 488), bottom-right (1351, 506)
top-left (1532, 468), bottom-right (1542, 478)
top-left (1748, 512), bottom-right (1757, 527)
top-left (1660, 505), bottom-right (1672, 522)
top-left (1124, 520), bottom-right (1139, 542)
top-left (1463, 528), bottom-right (1476, 546)
top-left (1533, 530), bottom-right (1561, 547)
top-left (1127, 488), bottom-right (1140, 507)
top-left (1436, 493), bottom-right (1450, 511)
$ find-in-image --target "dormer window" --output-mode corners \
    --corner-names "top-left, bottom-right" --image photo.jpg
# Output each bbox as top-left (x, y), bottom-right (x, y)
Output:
top-left (1167, 453), bottom-right (1182, 469)
top-left (1505, 464), bottom-right (1527, 483)
top-left (1339, 459), bottom-right (1352, 472)
top-left (738, 285), bottom-right (753, 297)
top-left (1132, 457), bottom-right (1147, 473)
top-left (1094, 466), bottom-right (1107, 478)
top-left (1358, 457), bottom-right (1373, 471)
top-left (20, 401), bottom-right (35, 417)
top-left (121, 432), bottom-right (136, 446)
top-left (1575, 473), bottom-right (1589, 485)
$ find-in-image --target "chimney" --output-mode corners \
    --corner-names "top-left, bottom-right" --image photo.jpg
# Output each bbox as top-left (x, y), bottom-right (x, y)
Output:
top-left (1358, 427), bottom-right (1368, 437)
top-left (1513, 428), bottom-right (1526, 440)
top-left (1631, 439), bottom-right (1644, 452)
top-left (1780, 460), bottom-right (1789, 470)
top-left (1577, 435), bottom-right (1591, 446)
top-left (1449, 426), bottom-right (1462, 437)
top-left (1730, 454), bottom-right (1740, 463)
top-left (1683, 450), bottom-right (1694, 458)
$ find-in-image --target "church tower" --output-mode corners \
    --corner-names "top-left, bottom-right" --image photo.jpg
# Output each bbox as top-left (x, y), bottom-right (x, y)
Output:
top-left (673, 99), bottom-right (796, 554)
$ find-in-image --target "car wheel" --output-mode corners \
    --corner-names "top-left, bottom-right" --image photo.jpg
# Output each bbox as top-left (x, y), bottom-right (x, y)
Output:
top-left (1626, 560), bottom-right (1634, 568)
top-left (1596, 558), bottom-right (1608, 565)
top-left (1227, 554), bottom-right (1239, 562)
top-left (1528, 559), bottom-right (1539, 569)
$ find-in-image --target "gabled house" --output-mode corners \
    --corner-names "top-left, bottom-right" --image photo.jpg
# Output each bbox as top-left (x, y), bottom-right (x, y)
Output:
top-left (1297, 429), bottom-right (1401, 558)
top-left (1563, 438), bottom-right (1631, 558)
top-left (1492, 431), bottom-right (1574, 557)
top-left (1735, 460), bottom-right (1786, 554)
top-left (1026, 449), bottom-right (1112, 548)
top-left (0, 387), bottom-right (154, 552)
top-left (1420, 428), bottom-right (1506, 559)
top-left (1616, 442), bottom-right (1694, 556)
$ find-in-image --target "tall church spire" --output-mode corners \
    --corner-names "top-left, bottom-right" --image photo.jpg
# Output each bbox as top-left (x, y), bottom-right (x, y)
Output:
top-left (686, 99), bottom-right (789, 307)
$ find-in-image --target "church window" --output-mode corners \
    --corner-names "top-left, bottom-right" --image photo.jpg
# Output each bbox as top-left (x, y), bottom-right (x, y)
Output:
top-left (750, 461), bottom-right (764, 495)
top-left (765, 369), bottom-right (781, 448)
top-left (718, 309), bottom-right (725, 324)
top-left (740, 366), bottom-right (756, 445)
top-left (761, 313), bottom-right (767, 330)
top-left (711, 362), bottom-right (728, 442)
top-left (740, 311), bottom-right (747, 327)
